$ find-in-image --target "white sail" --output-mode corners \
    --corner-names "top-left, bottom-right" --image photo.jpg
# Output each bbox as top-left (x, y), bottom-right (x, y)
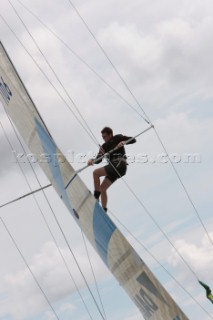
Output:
top-left (0, 41), bottom-right (189, 320)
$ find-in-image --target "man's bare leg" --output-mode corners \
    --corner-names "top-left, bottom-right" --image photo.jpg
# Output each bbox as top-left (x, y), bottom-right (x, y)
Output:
top-left (93, 167), bottom-right (106, 192)
top-left (100, 177), bottom-right (112, 210)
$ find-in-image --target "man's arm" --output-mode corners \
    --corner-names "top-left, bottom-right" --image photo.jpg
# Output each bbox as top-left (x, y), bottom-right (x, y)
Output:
top-left (120, 135), bottom-right (136, 144)
top-left (116, 135), bottom-right (136, 149)
top-left (87, 145), bottom-right (105, 166)
top-left (95, 145), bottom-right (105, 163)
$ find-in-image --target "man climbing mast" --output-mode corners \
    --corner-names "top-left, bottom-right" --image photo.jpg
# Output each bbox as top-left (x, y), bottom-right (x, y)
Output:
top-left (87, 127), bottom-right (136, 212)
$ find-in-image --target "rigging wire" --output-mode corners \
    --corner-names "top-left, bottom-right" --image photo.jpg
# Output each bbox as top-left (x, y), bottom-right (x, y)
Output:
top-left (8, 0), bottom-right (99, 147)
top-left (1, 116), bottom-right (210, 318)
top-left (11, 0), bottom-right (211, 249)
top-left (5, 0), bottom-right (210, 292)
top-left (108, 208), bottom-right (213, 319)
top-left (107, 159), bottom-right (199, 280)
top-left (15, 0), bottom-right (147, 120)
top-left (0, 118), bottom-right (105, 320)
top-left (9, 0), bottom-right (191, 274)
top-left (1, 196), bottom-right (107, 318)
top-left (1, 2), bottom-right (109, 315)
top-left (65, 125), bottom-right (153, 189)
top-left (0, 184), bottom-right (52, 208)
top-left (80, 229), bottom-right (107, 320)
top-left (5, 2), bottom-right (107, 316)
top-left (67, 0), bottom-right (150, 125)
top-left (0, 217), bottom-right (61, 320)
top-left (153, 127), bottom-right (213, 246)
top-left (105, 160), bottom-right (213, 317)
top-left (0, 13), bottom-right (97, 147)
top-left (66, 0), bottom-right (213, 246)
top-left (1, 0), bottom-right (211, 316)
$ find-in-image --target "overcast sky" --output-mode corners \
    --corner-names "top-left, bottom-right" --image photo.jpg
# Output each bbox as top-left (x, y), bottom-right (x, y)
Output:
top-left (0, 0), bottom-right (213, 319)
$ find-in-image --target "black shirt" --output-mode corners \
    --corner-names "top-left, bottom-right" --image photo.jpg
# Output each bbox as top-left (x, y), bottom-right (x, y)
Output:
top-left (95, 134), bottom-right (136, 163)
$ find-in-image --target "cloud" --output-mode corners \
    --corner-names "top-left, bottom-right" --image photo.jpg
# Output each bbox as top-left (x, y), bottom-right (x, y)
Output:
top-left (97, 5), bottom-right (213, 107)
top-left (169, 232), bottom-right (213, 276)
top-left (59, 302), bottom-right (75, 313)
top-left (0, 241), bottom-right (110, 319)
top-left (154, 112), bottom-right (213, 152)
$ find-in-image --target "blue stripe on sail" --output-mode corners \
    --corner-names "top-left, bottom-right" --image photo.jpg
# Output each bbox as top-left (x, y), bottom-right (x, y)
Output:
top-left (36, 117), bottom-right (116, 264)
top-left (35, 118), bottom-right (74, 215)
top-left (93, 202), bottom-right (116, 266)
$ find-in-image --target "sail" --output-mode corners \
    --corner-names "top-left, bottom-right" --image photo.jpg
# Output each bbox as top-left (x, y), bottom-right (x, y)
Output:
top-left (0, 41), bottom-right (189, 320)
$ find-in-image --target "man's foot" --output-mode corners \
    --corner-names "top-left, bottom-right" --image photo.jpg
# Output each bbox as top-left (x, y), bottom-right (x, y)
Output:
top-left (103, 207), bottom-right (107, 212)
top-left (94, 190), bottom-right (101, 200)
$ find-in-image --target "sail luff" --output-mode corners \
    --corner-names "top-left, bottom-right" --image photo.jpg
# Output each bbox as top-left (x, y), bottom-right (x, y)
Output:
top-left (0, 41), bottom-right (52, 138)
top-left (0, 42), bottom-right (189, 320)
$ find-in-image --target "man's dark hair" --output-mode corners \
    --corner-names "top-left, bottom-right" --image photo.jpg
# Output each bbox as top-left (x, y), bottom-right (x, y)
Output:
top-left (101, 127), bottom-right (113, 135)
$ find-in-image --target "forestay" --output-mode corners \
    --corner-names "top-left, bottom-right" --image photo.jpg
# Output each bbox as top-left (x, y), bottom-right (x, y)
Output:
top-left (0, 42), bottom-right (189, 320)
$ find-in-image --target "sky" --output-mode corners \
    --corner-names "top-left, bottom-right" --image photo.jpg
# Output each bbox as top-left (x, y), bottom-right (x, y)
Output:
top-left (0, 0), bottom-right (213, 319)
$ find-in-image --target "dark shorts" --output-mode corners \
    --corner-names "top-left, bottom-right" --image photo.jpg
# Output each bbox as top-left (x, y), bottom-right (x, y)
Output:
top-left (104, 161), bottom-right (127, 183)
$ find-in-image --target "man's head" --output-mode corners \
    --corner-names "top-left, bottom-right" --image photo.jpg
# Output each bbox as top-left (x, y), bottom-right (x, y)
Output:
top-left (101, 127), bottom-right (113, 142)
